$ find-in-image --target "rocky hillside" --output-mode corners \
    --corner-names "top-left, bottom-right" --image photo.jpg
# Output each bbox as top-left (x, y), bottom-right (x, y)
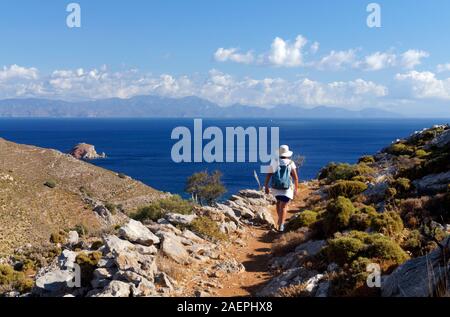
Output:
top-left (0, 138), bottom-right (163, 257)
top-left (261, 125), bottom-right (450, 297)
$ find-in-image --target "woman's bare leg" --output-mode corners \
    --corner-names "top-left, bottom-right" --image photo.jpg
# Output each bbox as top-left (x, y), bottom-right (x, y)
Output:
top-left (279, 201), bottom-right (289, 228)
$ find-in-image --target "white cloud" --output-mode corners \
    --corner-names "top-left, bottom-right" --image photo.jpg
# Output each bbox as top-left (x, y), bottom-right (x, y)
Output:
top-left (267, 35), bottom-right (308, 67)
top-left (316, 50), bottom-right (357, 71)
top-left (0, 64), bottom-right (389, 108)
top-left (362, 52), bottom-right (397, 71)
top-left (396, 71), bottom-right (450, 100)
top-left (437, 63), bottom-right (450, 73)
top-left (400, 50), bottom-right (429, 69)
top-left (310, 41), bottom-right (320, 54)
top-left (213, 36), bottom-right (430, 72)
top-left (0, 64), bottom-right (38, 81)
top-left (213, 48), bottom-right (254, 64)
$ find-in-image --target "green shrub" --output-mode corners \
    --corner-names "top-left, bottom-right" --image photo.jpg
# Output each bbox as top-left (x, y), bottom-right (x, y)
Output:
top-left (132, 195), bottom-right (194, 222)
top-left (386, 143), bottom-right (414, 156)
top-left (349, 206), bottom-right (377, 231)
top-left (325, 231), bottom-right (409, 268)
top-left (0, 264), bottom-right (34, 293)
top-left (414, 149), bottom-right (430, 158)
top-left (90, 241), bottom-right (104, 250)
top-left (365, 235), bottom-right (409, 265)
top-left (44, 180), bottom-right (57, 188)
top-left (385, 187), bottom-right (397, 200)
top-left (370, 211), bottom-right (404, 237)
top-left (286, 210), bottom-right (318, 231)
top-left (72, 224), bottom-right (89, 237)
top-left (75, 251), bottom-right (102, 286)
top-left (318, 163), bottom-right (374, 183)
top-left (393, 177), bottom-right (411, 193)
top-left (327, 180), bottom-right (368, 199)
top-left (50, 231), bottom-right (65, 244)
top-left (323, 197), bottom-right (356, 235)
top-left (104, 202), bottom-right (117, 214)
top-left (358, 155), bottom-right (375, 164)
top-left (401, 230), bottom-right (423, 256)
top-left (325, 236), bottom-right (366, 265)
top-left (189, 216), bottom-right (226, 241)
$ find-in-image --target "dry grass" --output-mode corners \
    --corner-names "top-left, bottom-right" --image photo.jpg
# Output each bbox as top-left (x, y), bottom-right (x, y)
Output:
top-left (156, 255), bottom-right (189, 282)
top-left (0, 138), bottom-right (164, 256)
top-left (272, 229), bottom-right (311, 256)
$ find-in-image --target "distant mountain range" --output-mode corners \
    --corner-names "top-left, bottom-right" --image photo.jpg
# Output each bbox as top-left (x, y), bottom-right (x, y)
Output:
top-left (0, 95), bottom-right (401, 118)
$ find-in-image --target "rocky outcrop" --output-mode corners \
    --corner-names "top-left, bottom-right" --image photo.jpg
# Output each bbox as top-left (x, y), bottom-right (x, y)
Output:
top-left (381, 238), bottom-right (450, 297)
top-left (69, 143), bottom-right (106, 160)
top-left (412, 171), bottom-right (450, 194)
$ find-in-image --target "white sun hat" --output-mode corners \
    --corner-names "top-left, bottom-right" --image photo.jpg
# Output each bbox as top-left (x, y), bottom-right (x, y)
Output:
top-left (278, 145), bottom-right (293, 158)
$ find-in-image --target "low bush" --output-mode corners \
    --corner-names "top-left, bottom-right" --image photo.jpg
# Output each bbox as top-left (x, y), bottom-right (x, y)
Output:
top-left (132, 195), bottom-right (194, 222)
top-left (318, 163), bottom-right (374, 184)
top-left (286, 210), bottom-right (318, 231)
top-left (384, 187), bottom-right (397, 200)
top-left (50, 231), bottom-right (66, 244)
top-left (349, 205), bottom-right (377, 231)
top-left (322, 197), bottom-right (356, 235)
top-left (393, 177), bottom-right (411, 193)
top-left (44, 180), bottom-right (57, 188)
top-left (358, 155), bottom-right (375, 164)
top-left (414, 149), bottom-right (430, 158)
top-left (370, 211), bottom-right (404, 238)
top-left (0, 264), bottom-right (34, 293)
top-left (189, 216), bottom-right (226, 241)
top-left (104, 202), bottom-right (117, 214)
top-left (386, 143), bottom-right (414, 156)
top-left (75, 251), bottom-right (102, 286)
top-left (325, 231), bottom-right (409, 269)
top-left (327, 180), bottom-right (368, 199)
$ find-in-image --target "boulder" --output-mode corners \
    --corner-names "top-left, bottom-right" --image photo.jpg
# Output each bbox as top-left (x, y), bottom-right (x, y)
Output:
top-left (294, 240), bottom-right (326, 257)
top-left (426, 128), bottom-right (450, 149)
top-left (114, 252), bottom-right (158, 281)
top-left (257, 267), bottom-right (318, 297)
top-left (165, 213), bottom-right (197, 226)
top-left (255, 207), bottom-right (276, 227)
top-left (412, 171), bottom-right (450, 194)
top-left (238, 189), bottom-right (266, 200)
top-left (161, 236), bottom-right (190, 264)
top-left (34, 269), bottom-right (76, 296)
top-left (219, 221), bottom-right (237, 234)
top-left (119, 219), bottom-right (160, 246)
top-left (58, 250), bottom-right (77, 269)
top-left (382, 238), bottom-right (450, 297)
top-left (69, 143), bottom-right (106, 160)
top-left (103, 235), bottom-right (136, 254)
top-left (67, 231), bottom-right (79, 245)
top-left (315, 281), bottom-right (330, 297)
top-left (90, 281), bottom-right (131, 297)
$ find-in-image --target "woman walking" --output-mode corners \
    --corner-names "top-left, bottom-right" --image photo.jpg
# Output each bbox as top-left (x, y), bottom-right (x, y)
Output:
top-left (264, 145), bottom-right (299, 232)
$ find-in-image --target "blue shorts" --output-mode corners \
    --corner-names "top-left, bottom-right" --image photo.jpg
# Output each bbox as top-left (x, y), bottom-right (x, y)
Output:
top-left (275, 195), bottom-right (291, 203)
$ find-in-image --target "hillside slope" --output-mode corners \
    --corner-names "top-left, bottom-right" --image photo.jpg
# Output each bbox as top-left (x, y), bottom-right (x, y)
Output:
top-left (0, 138), bottom-right (163, 256)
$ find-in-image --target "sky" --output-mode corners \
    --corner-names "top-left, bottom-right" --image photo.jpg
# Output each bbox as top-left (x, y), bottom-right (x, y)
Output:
top-left (1, 0), bottom-right (450, 116)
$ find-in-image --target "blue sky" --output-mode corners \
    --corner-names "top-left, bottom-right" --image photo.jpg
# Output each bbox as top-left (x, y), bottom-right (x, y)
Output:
top-left (1, 0), bottom-right (450, 116)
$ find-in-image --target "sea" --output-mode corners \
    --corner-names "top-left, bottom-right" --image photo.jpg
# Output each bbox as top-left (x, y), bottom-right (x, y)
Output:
top-left (0, 118), bottom-right (447, 198)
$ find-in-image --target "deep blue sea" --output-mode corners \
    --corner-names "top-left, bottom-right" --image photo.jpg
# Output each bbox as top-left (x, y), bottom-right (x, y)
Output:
top-left (0, 118), bottom-right (447, 197)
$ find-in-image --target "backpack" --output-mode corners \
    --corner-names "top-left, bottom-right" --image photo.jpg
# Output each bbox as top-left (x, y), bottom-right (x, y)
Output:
top-left (271, 161), bottom-right (293, 190)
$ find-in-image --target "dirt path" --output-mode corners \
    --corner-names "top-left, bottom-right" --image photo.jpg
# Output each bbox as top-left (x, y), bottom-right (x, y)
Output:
top-left (215, 186), bottom-right (312, 297)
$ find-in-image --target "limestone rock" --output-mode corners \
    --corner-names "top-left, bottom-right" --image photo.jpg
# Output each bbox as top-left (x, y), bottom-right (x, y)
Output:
top-left (119, 219), bottom-right (160, 246)
top-left (67, 231), bottom-right (79, 246)
top-left (34, 269), bottom-right (76, 296)
top-left (161, 236), bottom-right (189, 264)
top-left (90, 281), bottom-right (131, 297)
top-left (381, 238), bottom-right (450, 297)
top-left (165, 213), bottom-right (197, 226)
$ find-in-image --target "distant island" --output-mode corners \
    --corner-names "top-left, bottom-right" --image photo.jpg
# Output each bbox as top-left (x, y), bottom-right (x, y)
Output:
top-left (0, 95), bottom-right (400, 118)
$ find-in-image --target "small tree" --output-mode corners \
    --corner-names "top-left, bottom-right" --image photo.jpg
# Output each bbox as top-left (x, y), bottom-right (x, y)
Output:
top-left (185, 170), bottom-right (227, 206)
